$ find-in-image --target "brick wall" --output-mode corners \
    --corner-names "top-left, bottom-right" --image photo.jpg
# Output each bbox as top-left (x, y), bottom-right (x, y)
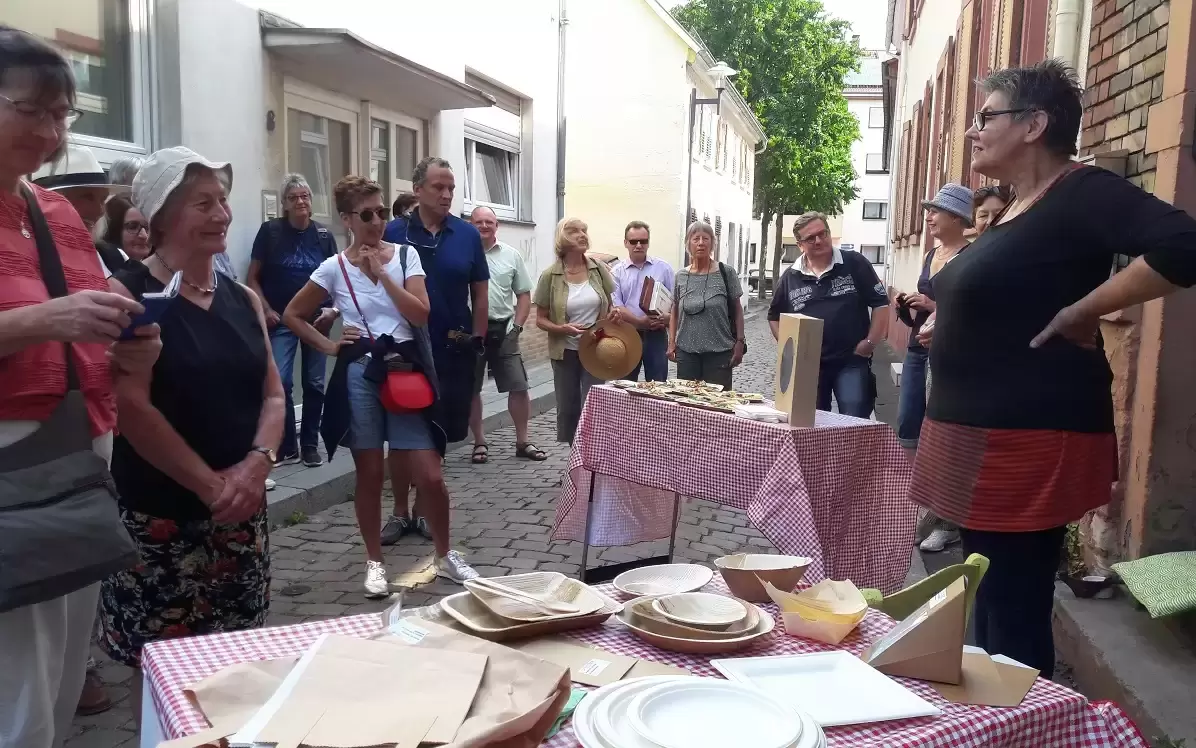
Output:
top-left (1081, 0), bottom-right (1169, 189)
top-left (519, 324), bottom-right (551, 367)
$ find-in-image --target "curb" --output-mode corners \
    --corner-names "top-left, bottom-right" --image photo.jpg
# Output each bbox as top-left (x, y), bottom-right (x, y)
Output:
top-left (266, 387), bottom-right (557, 527)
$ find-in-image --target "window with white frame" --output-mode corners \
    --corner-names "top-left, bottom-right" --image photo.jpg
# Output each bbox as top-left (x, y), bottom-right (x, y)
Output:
top-left (369, 106), bottom-right (424, 197)
top-left (860, 244), bottom-right (886, 264)
top-left (865, 153), bottom-right (887, 174)
top-left (288, 108), bottom-right (352, 224)
top-left (463, 72), bottom-right (525, 221)
top-left (868, 106), bottom-right (885, 128)
top-left (8, 0), bottom-right (153, 165)
top-left (862, 200), bottom-right (889, 220)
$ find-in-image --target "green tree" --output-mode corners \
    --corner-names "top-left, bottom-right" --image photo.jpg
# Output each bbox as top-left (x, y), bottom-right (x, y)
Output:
top-left (673, 0), bottom-right (862, 298)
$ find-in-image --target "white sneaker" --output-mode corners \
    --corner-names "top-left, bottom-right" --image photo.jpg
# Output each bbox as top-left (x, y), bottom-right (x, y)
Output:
top-left (919, 528), bottom-right (961, 553)
top-left (435, 550), bottom-right (479, 583)
top-left (265, 478), bottom-right (276, 492)
top-left (364, 560), bottom-right (389, 598)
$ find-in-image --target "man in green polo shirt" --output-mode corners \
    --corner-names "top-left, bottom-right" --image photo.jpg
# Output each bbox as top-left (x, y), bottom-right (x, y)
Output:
top-left (466, 207), bottom-right (546, 463)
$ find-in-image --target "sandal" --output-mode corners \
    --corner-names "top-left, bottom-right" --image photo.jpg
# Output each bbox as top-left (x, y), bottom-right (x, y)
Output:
top-left (515, 442), bottom-right (548, 461)
top-left (471, 443), bottom-right (489, 464)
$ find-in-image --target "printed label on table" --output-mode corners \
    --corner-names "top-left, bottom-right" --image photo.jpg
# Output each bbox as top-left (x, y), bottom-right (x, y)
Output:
top-left (390, 618), bottom-right (428, 644)
top-left (580, 658), bottom-right (611, 677)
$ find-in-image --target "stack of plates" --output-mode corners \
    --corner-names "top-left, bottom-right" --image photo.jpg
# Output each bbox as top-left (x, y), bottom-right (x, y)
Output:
top-left (613, 564), bottom-right (714, 596)
top-left (439, 572), bottom-right (622, 642)
top-left (574, 676), bottom-right (826, 748)
top-left (618, 595), bottom-right (775, 654)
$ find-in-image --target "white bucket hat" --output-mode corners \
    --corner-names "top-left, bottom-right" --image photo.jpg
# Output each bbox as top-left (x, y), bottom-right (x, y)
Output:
top-left (31, 143), bottom-right (117, 192)
top-left (132, 146), bottom-right (232, 226)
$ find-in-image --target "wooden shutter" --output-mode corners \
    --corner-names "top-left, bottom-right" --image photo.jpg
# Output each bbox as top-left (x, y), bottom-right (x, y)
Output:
top-left (895, 124), bottom-right (910, 241)
top-left (951, 1), bottom-right (979, 183)
top-left (1020, 0), bottom-right (1049, 65)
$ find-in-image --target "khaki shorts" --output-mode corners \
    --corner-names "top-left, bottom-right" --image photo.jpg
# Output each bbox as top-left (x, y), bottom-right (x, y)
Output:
top-left (475, 319), bottom-right (529, 394)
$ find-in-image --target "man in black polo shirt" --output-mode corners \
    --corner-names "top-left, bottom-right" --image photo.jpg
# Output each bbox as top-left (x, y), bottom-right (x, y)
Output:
top-left (768, 212), bottom-right (889, 418)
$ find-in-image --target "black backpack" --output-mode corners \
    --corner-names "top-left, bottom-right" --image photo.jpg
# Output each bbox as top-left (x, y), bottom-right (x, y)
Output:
top-left (717, 262), bottom-right (747, 354)
top-left (267, 218), bottom-right (338, 259)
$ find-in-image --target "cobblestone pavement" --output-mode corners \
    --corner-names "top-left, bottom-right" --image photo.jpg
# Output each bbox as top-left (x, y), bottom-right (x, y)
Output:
top-left (64, 310), bottom-right (873, 747)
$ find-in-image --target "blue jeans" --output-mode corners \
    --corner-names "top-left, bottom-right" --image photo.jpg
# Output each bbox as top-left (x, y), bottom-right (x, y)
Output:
top-left (629, 329), bottom-right (669, 382)
top-left (271, 326), bottom-right (326, 455)
top-left (817, 355), bottom-right (875, 418)
top-left (896, 348), bottom-right (928, 449)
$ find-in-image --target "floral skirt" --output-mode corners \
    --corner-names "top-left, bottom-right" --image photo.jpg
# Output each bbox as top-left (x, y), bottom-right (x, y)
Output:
top-left (98, 507), bottom-right (270, 668)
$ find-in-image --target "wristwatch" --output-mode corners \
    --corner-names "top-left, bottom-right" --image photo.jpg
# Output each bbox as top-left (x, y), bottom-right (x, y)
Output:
top-left (250, 445), bottom-right (276, 463)
top-left (512, 323), bottom-right (524, 334)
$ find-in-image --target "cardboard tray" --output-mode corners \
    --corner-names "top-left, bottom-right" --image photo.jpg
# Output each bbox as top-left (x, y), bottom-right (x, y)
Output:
top-left (439, 591), bottom-right (623, 642)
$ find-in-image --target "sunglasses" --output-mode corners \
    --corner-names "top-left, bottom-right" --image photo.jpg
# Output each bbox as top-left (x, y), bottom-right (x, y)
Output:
top-left (973, 108), bottom-right (1034, 131)
top-left (350, 207), bottom-right (391, 223)
top-left (123, 221), bottom-right (149, 234)
top-left (627, 239), bottom-right (649, 246)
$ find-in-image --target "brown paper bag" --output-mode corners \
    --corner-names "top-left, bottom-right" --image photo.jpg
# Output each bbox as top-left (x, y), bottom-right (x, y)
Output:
top-left (773, 314), bottom-right (824, 427)
top-left (186, 657), bottom-right (299, 730)
top-left (370, 616), bottom-right (572, 748)
top-left (860, 577), bottom-right (967, 684)
top-left (932, 651), bottom-right (1040, 707)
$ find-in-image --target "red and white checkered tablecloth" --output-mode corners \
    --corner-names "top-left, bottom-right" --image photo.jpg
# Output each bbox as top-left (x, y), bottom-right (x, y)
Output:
top-left (551, 385), bottom-right (918, 593)
top-left (142, 580), bottom-right (1147, 748)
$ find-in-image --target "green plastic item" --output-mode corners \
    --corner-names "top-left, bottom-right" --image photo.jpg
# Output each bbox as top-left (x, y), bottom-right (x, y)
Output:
top-left (1112, 551), bottom-right (1196, 618)
top-left (861, 553), bottom-right (990, 624)
top-left (547, 688), bottom-right (588, 739)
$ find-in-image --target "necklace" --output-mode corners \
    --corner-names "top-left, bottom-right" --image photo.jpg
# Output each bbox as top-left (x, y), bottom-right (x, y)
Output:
top-left (157, 253), bottom-right (218, 294)
top-left (1, 198), bottom-right (31, 239)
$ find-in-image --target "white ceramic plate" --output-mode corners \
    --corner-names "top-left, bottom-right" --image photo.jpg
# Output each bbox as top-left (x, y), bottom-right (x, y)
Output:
top-left (572, 680), bottom-right (617, 748)
top-left (594, 676), bottom-right (692, 748)
top-left (711, 651), bottom-right (942, 727)
top-left (614, 564), bottom-right (714, 597)
top-left (652, 592), bottom-right (747, 626)
top-left (628, 680), bottom-right (802, 748)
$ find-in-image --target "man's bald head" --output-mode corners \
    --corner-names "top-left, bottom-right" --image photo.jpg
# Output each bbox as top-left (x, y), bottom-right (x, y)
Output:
top-left (471, 205), bottom-right (499, 247)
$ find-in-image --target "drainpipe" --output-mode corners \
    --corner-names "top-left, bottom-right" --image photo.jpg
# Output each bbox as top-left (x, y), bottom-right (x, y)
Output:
top-left (556, 0), bottom-right (568, 221)
top-left (1052, 0), bottom-right (1084, 68)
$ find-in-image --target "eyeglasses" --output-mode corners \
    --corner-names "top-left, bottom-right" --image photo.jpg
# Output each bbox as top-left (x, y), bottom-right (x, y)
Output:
top-left (973, 108), bottom-right (1034, 131)
top-left (403, 222), bottom-right (444, 252)
top-left (798, 228), bottom-right (830, 245)
top-left (0, 94), bottom-right (84, 131)
top-left (350, 207), bottom-right (391, 223)
top-left (286, 193), bottom-right (312, 203)
top-left (123, 221), bottom-right (149, 234)
top-left (627, 239), bottom-right (649, 246)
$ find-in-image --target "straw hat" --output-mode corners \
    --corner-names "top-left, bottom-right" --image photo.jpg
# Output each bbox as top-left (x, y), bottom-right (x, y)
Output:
top-left (132, 146), bottom-right (232, 225)
top-left (579, 320), bottom-right (643, 380)
top-left (31, 143), bottom-right (118, 192)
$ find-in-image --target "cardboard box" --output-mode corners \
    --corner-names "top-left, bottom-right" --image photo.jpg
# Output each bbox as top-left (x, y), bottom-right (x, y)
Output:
top-left (859, 577), bottom-right (967, 684)
top-left (773, 314), bottom-right (824, 427)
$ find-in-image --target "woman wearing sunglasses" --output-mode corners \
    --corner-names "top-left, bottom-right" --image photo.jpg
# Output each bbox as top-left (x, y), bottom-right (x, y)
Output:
top-left (284, 175), bottom-right (479, 598)
top-left (909, 60), bottom-right (1196, 678)
top-left (668, 221), bottom-right (745, 389)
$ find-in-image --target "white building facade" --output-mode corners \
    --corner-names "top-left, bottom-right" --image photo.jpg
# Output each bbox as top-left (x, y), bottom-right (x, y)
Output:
top-left (4, 0), bottom-right (563, 298)
top-left (838, 56), bottom-right (891, 272)
top-left (564, 0), bottom-right (764, 273)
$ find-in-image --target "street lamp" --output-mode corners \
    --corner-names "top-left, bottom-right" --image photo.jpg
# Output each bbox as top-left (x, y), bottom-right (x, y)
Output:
top-left (684, 61), bottom-right (737, 264)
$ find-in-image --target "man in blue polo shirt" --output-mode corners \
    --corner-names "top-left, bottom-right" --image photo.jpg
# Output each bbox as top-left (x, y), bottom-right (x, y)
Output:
top-left (380, 156), bottom-right (489, 544)
top-left (768, 211), bottom-right (888, 418)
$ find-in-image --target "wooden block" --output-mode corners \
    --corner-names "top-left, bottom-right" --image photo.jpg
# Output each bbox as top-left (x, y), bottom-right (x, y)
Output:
top-left (773, 314), bottom-right (824, 428)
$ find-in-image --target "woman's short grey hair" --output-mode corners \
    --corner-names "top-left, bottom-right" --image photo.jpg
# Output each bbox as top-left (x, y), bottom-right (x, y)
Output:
top-left (685, 221), bottom-right (714, 245)
top-left (280, 173), bottom-right (310, 201)
top-left (108, 156), bottom-right (143, 187)
top-left (981, 59), bottom-right (1082, 157)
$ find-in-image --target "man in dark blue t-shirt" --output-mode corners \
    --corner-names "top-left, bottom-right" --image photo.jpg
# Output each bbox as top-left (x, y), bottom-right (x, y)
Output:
top-left (247, 174), bottom-right (339, 467)
top-left (768, 212), bottom-right (889, 418)
top-left (379, 157), bottom-right (489, 545)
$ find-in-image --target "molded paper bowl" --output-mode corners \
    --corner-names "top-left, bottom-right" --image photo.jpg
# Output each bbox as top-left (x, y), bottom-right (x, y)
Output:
top-left (715, 554), bottom-right (813, 603)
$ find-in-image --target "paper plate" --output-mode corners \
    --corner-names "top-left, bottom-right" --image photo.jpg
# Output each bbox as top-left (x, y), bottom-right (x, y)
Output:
top-left (652, 592), bottom-right (748, 627)
top-left (613, 564), bottom-right (713, 596)
top-left (711, 651), bottom-right (942, 727)
top-left (628, 679), bottom-right (802, 748)
top-left (594, 676), bottom-right (693, 748)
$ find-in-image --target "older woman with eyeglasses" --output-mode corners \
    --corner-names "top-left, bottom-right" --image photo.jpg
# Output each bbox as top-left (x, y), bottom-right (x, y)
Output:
top-left (910, 60), bottom-right (1196, 678)
top-left (534, 217), bottom-right (621, 443)
top-left (669, 221), bottom-right (745, 389)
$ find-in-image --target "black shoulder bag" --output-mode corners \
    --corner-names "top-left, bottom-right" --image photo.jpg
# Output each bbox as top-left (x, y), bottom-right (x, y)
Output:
top-left (0, 184), bottom-right (139, 613)
top-left (718, 262), bottom-right (747, 354)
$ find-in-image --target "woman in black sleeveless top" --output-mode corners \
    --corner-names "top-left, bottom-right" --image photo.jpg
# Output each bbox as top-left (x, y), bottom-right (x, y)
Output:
top-left (97, 148), bottom-right (285, 670)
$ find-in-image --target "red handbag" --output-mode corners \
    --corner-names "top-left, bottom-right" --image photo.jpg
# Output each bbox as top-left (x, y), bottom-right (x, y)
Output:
top-left (337, 253), bottom-right (434, 414)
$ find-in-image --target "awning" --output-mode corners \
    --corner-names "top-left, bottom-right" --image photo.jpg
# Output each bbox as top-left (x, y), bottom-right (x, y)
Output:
top-left (261, 25), bottom-right (494, 115)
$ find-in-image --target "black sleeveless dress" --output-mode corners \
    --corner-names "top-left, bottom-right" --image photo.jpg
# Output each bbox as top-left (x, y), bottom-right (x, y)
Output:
top-left (98, 263), bottom-right (270, 668)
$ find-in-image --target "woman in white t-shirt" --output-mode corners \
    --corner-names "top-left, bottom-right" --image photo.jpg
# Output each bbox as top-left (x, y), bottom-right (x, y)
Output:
top-left (283, 175), bottom-right (478, 596)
